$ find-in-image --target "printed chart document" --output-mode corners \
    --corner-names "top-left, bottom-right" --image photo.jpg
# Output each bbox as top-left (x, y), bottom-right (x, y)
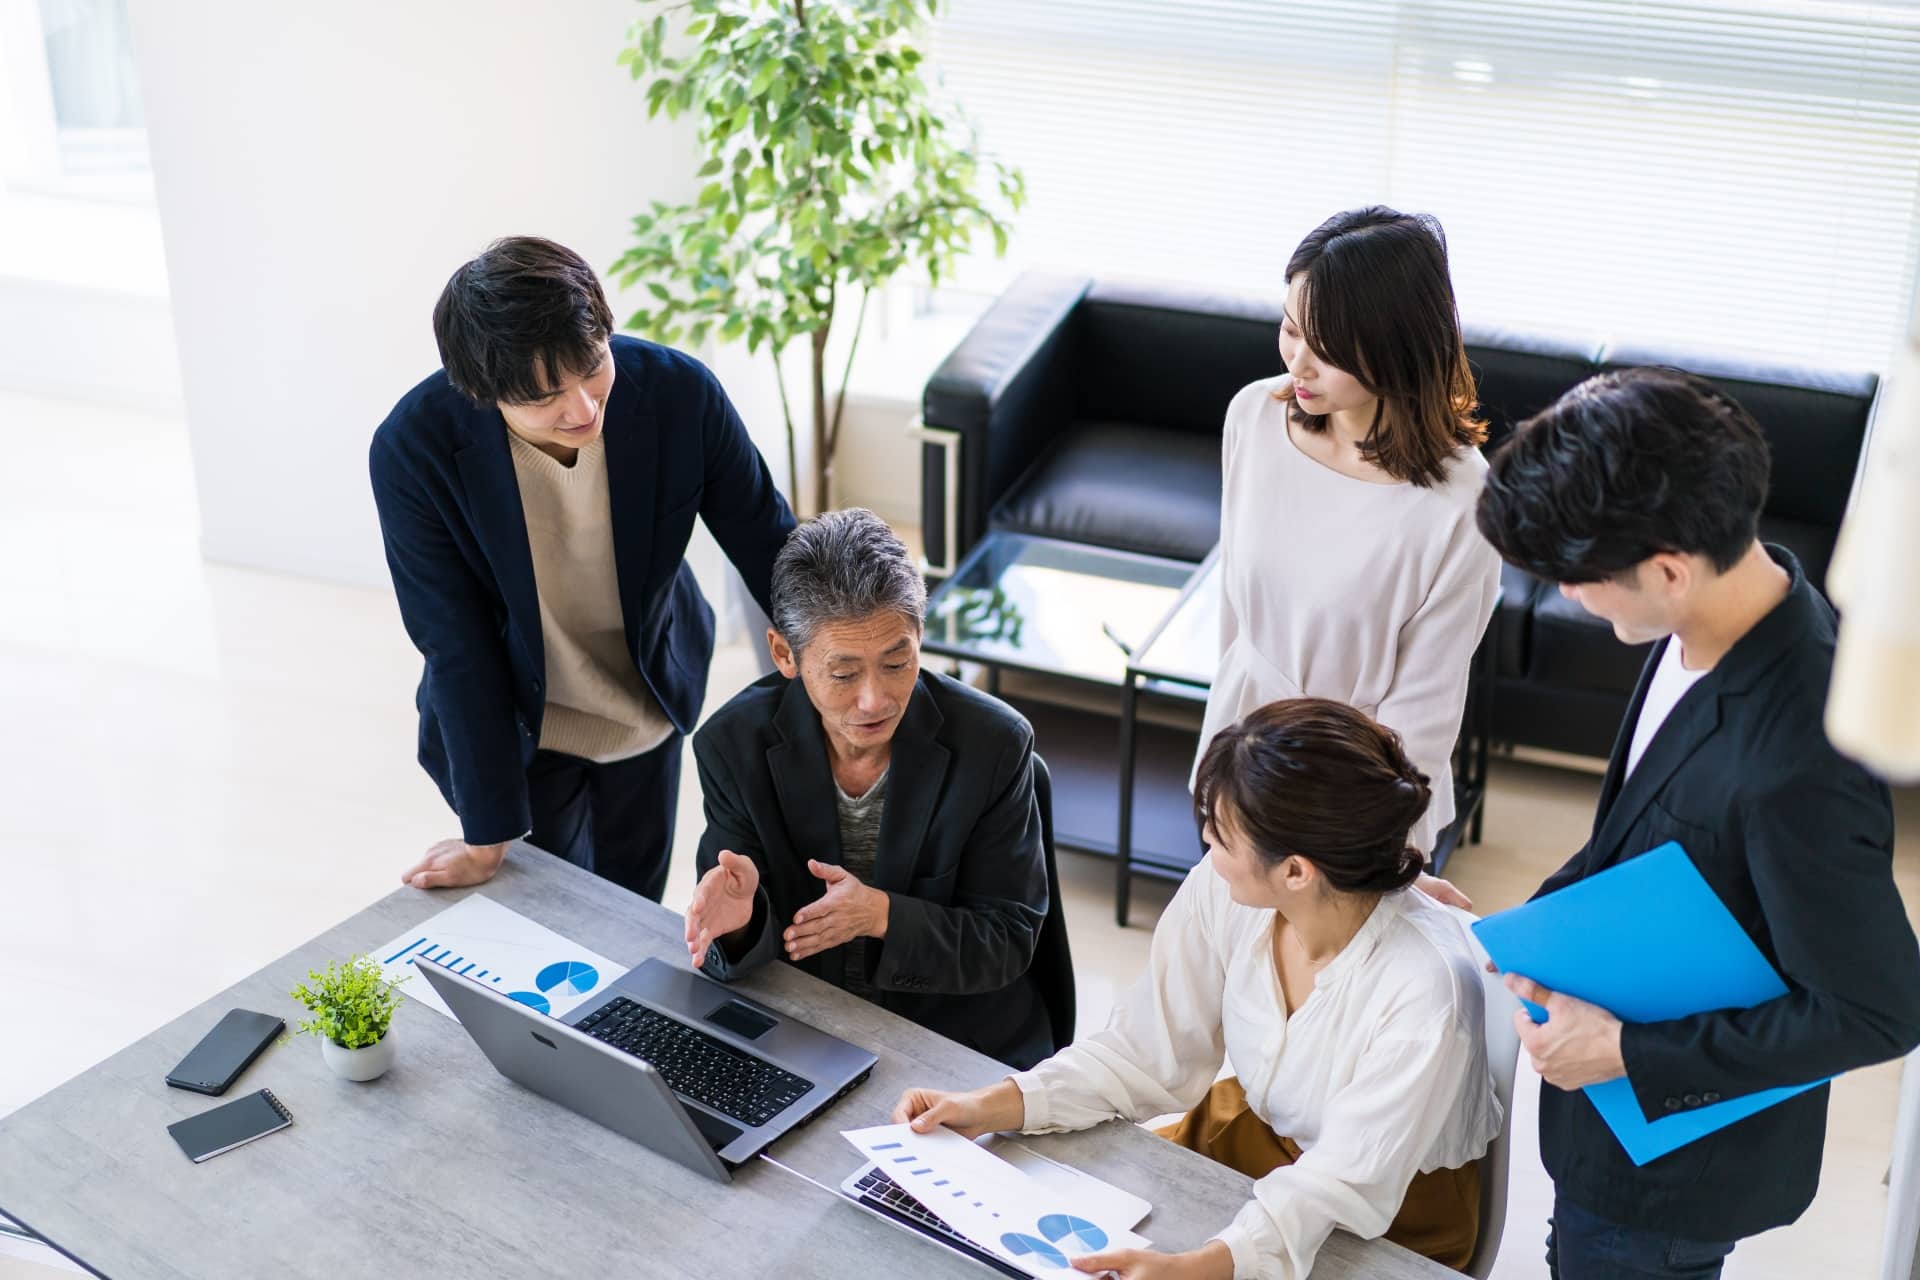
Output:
top-left (1473, 842), bottom-right (1825, 1165)
top-left (843, 1123), bottom-right (1151, 1275)
top-left (369, 893), bottom-right (623, 1023)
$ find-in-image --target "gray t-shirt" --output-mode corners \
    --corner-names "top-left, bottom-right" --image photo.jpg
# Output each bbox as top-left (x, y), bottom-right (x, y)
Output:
top-left (833, 768), bottom-right (889, 998)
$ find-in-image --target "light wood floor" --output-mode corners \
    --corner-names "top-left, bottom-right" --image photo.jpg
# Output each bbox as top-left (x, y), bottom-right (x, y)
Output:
top-left (1, 390), bottom-right (1913, 1279)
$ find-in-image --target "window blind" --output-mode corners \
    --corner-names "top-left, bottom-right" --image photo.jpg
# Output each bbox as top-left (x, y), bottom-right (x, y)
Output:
top-left (928, 0), bottom-right (1920, 369)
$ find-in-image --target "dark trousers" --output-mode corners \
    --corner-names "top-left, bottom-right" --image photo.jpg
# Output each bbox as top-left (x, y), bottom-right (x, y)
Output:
top-left (1547, 1195), bottom-right (1736, 1280)
top-left (525, 734), bottom-right (681, 901)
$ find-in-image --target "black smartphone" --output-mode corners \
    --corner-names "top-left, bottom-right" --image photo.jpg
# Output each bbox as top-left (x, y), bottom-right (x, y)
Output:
top-left (164, 1008), bottom-right (285, 1095)
top-left (167, 1088), bottom-right (294, 1163)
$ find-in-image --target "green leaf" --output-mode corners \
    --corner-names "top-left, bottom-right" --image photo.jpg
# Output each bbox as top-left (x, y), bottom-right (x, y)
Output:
top-left (698, 157), bottom-right (724, 177)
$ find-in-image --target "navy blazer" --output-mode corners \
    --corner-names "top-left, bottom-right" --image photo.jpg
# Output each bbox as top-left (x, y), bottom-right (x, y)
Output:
top-left (693, 669), bottom-right (1055, 1070)
top-left (369, 335), bottom-right (795, 844)
top-left (1535, 546), bottom-right (1920, 1240)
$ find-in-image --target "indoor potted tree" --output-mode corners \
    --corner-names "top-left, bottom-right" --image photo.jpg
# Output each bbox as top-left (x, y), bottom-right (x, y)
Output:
top-left (613, 0), bottom-right (1024, 515)
top-left (290, 955), bottom-right (408, 1082)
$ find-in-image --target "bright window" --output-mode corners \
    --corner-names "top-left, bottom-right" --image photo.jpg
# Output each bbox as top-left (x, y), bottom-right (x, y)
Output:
top-left (928, 0), bottom-right (1920, 370)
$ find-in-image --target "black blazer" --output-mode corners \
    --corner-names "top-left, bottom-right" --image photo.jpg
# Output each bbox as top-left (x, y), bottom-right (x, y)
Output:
top-left (693, 669), bottom-right (1054, 1070)
top-left (1537, 545), bottom-right (1920, 1240)
top-left (369, 336), bottom-right (795, 846)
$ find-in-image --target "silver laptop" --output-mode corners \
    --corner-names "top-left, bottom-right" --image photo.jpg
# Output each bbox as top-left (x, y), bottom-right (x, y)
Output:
top-left (420, 957), bottom-right (876, 1182)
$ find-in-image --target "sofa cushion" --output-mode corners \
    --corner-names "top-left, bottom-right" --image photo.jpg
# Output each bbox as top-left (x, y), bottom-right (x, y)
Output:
top-left (1492, 563), bottom-right (1547, 680)
top-left (990, 420), bottom-right (1222, 562)
top-left (1527, 587), bottom-right (1656, 696)
top-left (1601, 344), bottom-right (1877, 537)
top-left (1075, 281), bottom-right (1285, 437)
top-left (1464, 326), bottom-right (1605, 453)
top-left (1758, 515), bottom-right (1839, 597)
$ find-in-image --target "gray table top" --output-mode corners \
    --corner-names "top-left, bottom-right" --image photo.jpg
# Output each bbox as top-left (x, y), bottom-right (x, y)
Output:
top-left (0, 843), bottom-right (1451, 1279)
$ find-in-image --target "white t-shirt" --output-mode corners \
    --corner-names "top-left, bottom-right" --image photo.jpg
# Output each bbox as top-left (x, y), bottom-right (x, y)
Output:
top-left (1625, 638), bottom-right (1710, 777)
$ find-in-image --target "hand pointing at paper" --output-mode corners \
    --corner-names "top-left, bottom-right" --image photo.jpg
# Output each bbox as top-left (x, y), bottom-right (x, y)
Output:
top-left (1505, 972), bottom-right (1626, 1090)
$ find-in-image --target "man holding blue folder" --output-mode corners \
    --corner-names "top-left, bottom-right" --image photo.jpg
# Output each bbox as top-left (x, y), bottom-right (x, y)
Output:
top-left (1474, 367), bottom-right (1920, 1278)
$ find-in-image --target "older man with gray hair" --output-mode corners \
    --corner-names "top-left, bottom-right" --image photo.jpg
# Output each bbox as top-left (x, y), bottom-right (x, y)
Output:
top-left (683, 508), bottom-right (1054, 1069)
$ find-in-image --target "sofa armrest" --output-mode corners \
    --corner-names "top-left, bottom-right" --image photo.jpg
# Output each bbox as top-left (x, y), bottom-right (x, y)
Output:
top-left (921, 271), bottom-right (1093, 572)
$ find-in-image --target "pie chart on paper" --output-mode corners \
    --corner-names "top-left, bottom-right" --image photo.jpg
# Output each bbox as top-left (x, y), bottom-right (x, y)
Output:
top-left (1000, 1234), bottom-right (1070, 1269)
top-left (536, 960), bottom-right (600, 997)
top-left (1038, 1214), bottom-right (1108, 1252)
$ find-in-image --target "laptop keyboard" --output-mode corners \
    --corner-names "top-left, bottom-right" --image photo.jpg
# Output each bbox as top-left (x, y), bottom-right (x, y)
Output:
top-left (853, 1168), bottom-right (1026, 1278)
top-left (575, 997), bottom-right (813, 1130)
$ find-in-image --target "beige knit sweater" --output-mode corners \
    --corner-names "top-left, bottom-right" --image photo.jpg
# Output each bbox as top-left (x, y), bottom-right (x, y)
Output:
top-left (1200, 376), bottom-right (1502, 855)
top-left (508, 432), bottom-right (674, 762)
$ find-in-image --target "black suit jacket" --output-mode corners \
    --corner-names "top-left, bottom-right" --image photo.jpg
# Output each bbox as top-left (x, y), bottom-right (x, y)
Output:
top-left (1537, 545), bottom-right (1920, 1239)
top-left (693, 669), bottom-right (1054, 1069)
top-left (369, 336), bottom-right (795, 845)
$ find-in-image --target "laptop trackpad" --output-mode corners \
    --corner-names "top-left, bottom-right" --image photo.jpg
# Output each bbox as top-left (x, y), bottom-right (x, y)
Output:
top-left (686, 1104), bottom-right (743, 1152)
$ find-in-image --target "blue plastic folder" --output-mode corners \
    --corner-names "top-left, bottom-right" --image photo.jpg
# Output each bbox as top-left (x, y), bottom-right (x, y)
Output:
top-left (1472, 842), bottom-right (1825, 1165)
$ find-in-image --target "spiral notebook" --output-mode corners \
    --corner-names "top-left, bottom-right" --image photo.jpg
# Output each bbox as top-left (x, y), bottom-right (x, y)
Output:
top-left (168, 1088), bottom-right (295, 1163)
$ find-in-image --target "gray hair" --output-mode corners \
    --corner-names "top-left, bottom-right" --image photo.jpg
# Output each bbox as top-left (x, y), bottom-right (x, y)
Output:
top-left (770, 508), bottom-right (927, 654)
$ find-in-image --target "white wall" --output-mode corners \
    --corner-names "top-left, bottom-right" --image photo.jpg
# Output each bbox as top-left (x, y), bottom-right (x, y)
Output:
top-left (129, 1), bottom-right (700, 587)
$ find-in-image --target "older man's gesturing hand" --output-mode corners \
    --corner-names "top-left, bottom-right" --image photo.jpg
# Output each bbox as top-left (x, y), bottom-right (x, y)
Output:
top-left (785, 860), bottom-right (890, 961)
top-left (685, 849), bottom-right (760, 968)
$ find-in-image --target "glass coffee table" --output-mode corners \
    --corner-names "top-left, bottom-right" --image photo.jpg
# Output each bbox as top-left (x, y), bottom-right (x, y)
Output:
top-left (923, 533), bottom-right (1196, 689)
top-left (926, 532), bottom-right (1495, 926)
top-left (922, 534), bottom-right (1211, 886)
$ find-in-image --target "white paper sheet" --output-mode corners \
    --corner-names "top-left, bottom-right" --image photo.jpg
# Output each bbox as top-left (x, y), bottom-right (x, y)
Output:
top-left (842, 1123), bottom-right (1150, 1276)
top-left (369, 894), bottom-right (624, 1022)
top-left (996, 1140), bottom-right (1153, 1231)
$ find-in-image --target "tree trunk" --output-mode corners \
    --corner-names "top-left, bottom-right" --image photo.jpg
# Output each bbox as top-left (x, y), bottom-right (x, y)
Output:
top-left (810, 325), bottom-right (831, 516)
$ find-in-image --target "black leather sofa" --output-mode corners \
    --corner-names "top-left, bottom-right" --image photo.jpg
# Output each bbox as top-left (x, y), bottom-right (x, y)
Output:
top-left (919, 272), bottom-right (1881, 760)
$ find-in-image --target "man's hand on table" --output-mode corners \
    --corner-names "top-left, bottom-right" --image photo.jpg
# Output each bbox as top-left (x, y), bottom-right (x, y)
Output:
top-left (402, 838), bottom-right (507, 889)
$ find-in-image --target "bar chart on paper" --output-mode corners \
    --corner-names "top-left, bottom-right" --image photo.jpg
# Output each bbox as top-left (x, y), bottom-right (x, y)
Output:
top-left (370, 894), bottom-right (622, 1023)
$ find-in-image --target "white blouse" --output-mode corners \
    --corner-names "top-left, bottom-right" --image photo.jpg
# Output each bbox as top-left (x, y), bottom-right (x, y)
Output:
top-left (1200, 377), bottom-right (1502, 854)
top-left (1011, 857), bottom-right (1501, 1280)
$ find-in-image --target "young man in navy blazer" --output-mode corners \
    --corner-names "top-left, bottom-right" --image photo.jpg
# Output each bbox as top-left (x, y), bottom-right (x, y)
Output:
top-left (370, 236), bottom-right (794, 900)
top-left (1475, 367), bottom-right (1920, 1278)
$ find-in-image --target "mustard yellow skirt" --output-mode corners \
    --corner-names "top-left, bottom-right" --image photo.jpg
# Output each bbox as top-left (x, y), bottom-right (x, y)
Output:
top-left (1155, 1077), bottom-right (1480, 1271)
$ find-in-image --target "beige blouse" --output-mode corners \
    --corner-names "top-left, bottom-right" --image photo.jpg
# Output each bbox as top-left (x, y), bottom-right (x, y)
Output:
top-left (1199, 377), bottom-right (1502, 854)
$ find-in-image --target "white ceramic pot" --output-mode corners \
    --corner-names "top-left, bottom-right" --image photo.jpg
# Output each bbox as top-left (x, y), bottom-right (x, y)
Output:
top-left (320, 1031), bottom-right (395, 1082)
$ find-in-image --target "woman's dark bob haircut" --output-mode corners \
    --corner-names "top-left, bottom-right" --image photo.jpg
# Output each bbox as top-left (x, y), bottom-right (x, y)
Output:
top-left (1286, 206), bottom-right (1486, 487)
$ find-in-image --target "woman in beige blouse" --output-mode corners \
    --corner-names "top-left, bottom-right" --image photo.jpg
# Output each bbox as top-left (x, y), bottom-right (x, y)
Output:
top-left (1198, 206), bottom-right (1501, 858)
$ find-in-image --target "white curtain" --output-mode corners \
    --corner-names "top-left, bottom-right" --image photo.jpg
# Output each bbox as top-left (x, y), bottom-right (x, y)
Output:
top-left (929, 0), bottom-right (1920, 370)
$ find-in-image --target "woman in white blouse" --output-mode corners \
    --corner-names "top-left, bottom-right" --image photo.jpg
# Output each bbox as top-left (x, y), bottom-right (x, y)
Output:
top-left (895, 698), bottom-right (1502, 1280)
top-left (1201, 206), bottom-right (1501, 858)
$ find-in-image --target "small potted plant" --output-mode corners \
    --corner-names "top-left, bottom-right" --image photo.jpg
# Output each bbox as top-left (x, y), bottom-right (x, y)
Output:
top-left (290, 955), bottom-right (407, 1082)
